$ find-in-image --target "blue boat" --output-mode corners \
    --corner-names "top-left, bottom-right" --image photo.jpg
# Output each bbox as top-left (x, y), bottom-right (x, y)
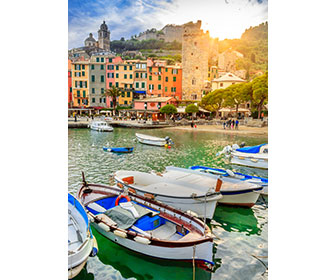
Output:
top-left (103, 147), bottom-right (134, 153)
top-left (189, 165), bottom-right (268, 196)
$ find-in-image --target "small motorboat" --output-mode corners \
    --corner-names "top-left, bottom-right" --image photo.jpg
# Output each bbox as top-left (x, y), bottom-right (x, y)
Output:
top-left (103, 147), bottom-right (134, 153)
top-left (162, 166), bottom-right (263, 207)
top-left (68, 193), bottom-right (98, 279)
top-left (135, 133), bottom-right (173, 147)
top-left (77, 174), bottom-right (214, 269)
top-left (190, 165), bottom-right (268, 196)
top-left (231, 144), bottom-right (268, 169)
top-left (113, 170), bottom-right (222, 219)
top-left (89, 121), bottom-right (114, 132)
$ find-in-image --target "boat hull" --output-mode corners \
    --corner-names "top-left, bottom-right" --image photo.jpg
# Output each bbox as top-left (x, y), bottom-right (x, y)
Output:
top-left (91, 126), bottom-right (114, 132)
top-left (136, 137), bottom-right (166, 147)
top-left (92, 222), bottom-right (213, 265)
top-left (218, 190), bottom-right (260, 207)
top-left (231, 154), bottom-right (268, 169)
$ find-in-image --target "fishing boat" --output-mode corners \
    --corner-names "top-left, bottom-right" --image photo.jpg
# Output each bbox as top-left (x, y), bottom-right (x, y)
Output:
top-left (103, 147), bottom-right (134, 153)
top-left (135, 133), bottom-right (173, 147)
top-left (68, 193), bottom-right (98, 279)
top-left (77, 174), bottom-right (214, 269)
top-left (190, 165), bottom-right (268, 196)
top-left (113, 170), bottom-right (222, 219)
top-left (231, 144), bottom-right (268, 169)
top-left (161, 166), bottom-right (263, 207)
top-left (89, 121), bottom-right (114, 132)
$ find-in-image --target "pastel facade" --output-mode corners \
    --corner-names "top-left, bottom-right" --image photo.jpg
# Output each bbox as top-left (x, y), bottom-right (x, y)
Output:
top-left (89, 55), bottom-right (107, 108)
top-left (163, 65), bottom-right (182, 100)
top-left (133, 97), bottom-right (177, 111)
top-left (72, 60), bottom-right (89, 107)
top-left (68, 59), bottom-right (73, 107)
top-left (106, 56), bottom-right (123, 108)
top-left (114, 62), bottom-right (135, 106)
top-left (211, 72), bottom-right (245, 91)
top-left (133, 60), bottom-right (147, 99)
top-left (147, 60), bottom-right (167, 97)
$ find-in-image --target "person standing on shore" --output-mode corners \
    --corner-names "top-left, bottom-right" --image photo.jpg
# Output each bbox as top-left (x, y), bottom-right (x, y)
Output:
top-left (231, 119), bottom-right (234, 129)
top-left (223, 121), bottom-right (226, 129)
top-left (235, 119), bottom-right (239, 130)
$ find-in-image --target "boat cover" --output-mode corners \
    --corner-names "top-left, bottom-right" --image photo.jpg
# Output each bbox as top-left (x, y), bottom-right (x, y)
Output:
top-left (236, 144), bottom-right (267, 154)
top-left (104, 204), bottom-right (152, 230)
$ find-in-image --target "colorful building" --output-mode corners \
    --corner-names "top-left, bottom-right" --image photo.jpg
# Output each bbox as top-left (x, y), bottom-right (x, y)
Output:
top-left (89, 54), bottom-right (107, 108)
top-left (147, 59), bottom-right (167, 97)
top-left (114, 61), bottom-right (135, 106)
top-left (68, 59), bottom-right (73, 107)
top-left (211, 72), bottom-right (245, 91)
top-left (162, 65), bottom-right (182, 100)
top-left (133, 60), bottom-right (147, 100)
top-left (71, 60), bottom-right (89, 107)
top-left (106, 56), bottom-right (123, 108)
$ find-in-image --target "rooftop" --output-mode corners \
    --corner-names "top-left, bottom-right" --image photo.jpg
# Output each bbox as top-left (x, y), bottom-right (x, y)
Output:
top-left (213, 72), bottom-right (245, 83)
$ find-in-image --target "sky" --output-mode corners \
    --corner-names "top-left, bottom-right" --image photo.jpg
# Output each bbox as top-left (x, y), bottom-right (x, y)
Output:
top-left (68, 0), bottom-right (268, 49)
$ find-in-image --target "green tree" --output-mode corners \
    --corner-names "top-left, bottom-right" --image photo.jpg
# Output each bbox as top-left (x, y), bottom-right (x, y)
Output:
top-left (199, 90), bottom-right (224, 118)
top-left (160, 104), bottom-right (177, 119)
top-left (185, 104), bottom-right (199, 121)
top-left (222, 83), bottom-right (250, 116)
top-left (104, 86), bottom-right (122, 114)
top-left (251, 72), bottom-right (268, 119)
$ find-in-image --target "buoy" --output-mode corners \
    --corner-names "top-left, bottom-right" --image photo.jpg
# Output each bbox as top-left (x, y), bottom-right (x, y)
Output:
top-left (114, 230), bottom-right (127, 238)
top-left (168, 146), bottom-right (171, 149)
top-left (97, 222), bottom-right (110, 232)
top-left (164, 144), bottom-right (168, 148)
top-left (134, 236), bottom-right (151, 245)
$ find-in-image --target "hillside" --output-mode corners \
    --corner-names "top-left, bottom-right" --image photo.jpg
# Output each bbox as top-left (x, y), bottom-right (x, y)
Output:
top-left (218, 22), bottom-right (268, 79)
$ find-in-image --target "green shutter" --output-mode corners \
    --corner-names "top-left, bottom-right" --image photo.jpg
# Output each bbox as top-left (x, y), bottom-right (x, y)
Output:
top-left (158, 84), bottom-right (161, 90)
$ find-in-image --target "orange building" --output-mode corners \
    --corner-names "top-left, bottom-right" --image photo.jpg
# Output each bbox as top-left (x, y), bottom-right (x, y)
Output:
top-left (71, 59), bottom-right (89, 107)
top-left (162, 65), bottom-right (182, 100)
top-left (147, 59), bottom-right (167, 97)
top-left (68, 59), bottom-right (73, 107)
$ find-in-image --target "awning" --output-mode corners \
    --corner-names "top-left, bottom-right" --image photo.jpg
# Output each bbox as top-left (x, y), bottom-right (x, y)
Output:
top-left (219, 108), bottom-right (250, 112)
top-left (134, 91), bottom-right (146, 94)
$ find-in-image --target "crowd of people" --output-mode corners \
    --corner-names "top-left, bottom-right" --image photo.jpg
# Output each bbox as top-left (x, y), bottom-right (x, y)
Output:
top-left (223, 119), bottom-right (239, 130)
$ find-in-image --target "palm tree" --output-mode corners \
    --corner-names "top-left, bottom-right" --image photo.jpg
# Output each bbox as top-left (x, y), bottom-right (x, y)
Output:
top-left (104, 86), bottom-right (122, 115)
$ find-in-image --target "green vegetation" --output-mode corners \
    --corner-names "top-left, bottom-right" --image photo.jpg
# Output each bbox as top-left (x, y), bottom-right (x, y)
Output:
top-left (104, 86), bottom-right (122, 112)
top-left (219, 22), bottom-right (268, 79)
top-left (185, 104), bottom-right (199, 121)
top-left (160, 104), bottom-right (177, 115)
top-left (110, 39), bottom-right (182, 53)
top-left (199, 72), bottom-right (268, 119)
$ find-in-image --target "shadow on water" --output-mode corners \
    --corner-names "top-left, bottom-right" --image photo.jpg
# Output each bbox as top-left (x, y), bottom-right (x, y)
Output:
top-left (212, 206), bottom-right (260, 236)
top-left (79, 227), bottom-right (212, 280)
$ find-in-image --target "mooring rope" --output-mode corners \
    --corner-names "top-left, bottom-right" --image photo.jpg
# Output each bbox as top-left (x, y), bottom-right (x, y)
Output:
top-left (192, 244), bottom-right (196, 280)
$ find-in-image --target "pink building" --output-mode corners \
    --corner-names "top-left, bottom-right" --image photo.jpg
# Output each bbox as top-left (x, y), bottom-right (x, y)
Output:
top-left (106, 56), bottom-right (123, 108)
top-left (134, 96), bottom-right (177, 110)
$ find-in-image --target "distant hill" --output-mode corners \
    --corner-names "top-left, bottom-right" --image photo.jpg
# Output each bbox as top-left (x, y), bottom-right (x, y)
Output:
top-left (218, 22), bottom-right (268, 79)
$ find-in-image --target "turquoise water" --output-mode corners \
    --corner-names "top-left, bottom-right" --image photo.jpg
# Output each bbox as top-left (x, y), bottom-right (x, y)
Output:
top-left (68, 128), bottom-right (268, 280)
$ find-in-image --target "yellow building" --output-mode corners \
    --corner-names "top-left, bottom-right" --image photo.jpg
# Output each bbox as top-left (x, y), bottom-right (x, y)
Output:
top-left (208, 66), bottom-right (218, 81)
top-left (71, 60), bottom-right (89, 107)
top-left (115, 61), bottom-right (135, 106)
top-left (211, 72), bottom-right (245, 91)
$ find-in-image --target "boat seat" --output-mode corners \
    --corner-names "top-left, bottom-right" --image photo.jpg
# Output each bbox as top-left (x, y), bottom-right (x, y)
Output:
top-left (179, 232), bottom-right (202, 242)
top-left (150, 221), bottom-right (176, 240)
top-left (95, 213), bottom-right (117, 227)
top-left (87, 202), bottom-right (107, 213)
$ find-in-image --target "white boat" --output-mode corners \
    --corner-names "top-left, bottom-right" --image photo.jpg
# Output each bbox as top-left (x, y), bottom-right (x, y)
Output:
top-left (89, 121), bottom-right (114, 132)
top-left (231, 144), bottom-right (268, 169)
top-left (113, 170), bottom-right (222, 219)
top-left (135, 133), bottom-right (173, 147)
top-left (77, 177), bottom-right (214, 269)
top-left (162, 166), bottom-right (263, 207)
top-left (68, 193), bottom-right (98, 279)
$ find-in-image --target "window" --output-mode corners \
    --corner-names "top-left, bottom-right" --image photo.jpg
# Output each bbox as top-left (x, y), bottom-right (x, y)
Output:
top-left (124, 74), bottom-right (127, 79)
top-left (109, 58), bottom-right (112, 63)
top-left (135, 82), bottom-right (139, 88)
top-left (101, 88), bottom-right (104, 94)
top-left (173, 77), bottom-right (176, 82)
top-left (101, 57), bottom-right (104, 62)
top-left (122, 92), bottom-right (125, 97)
top-left (149, 67), bottom-right (152, 72)
top-left (116, 82), bottom-right (119, 87)
top-left (85, 81), bottom-right (87, 88)
top-left (165, 68), bottom-right (168, 72)
top-left (125, 84), bottom-right (127, 88)
top-left (77, 90), bottom-right (80, 97)
top-left (158, 67), bottom-right (161, 72)
top-left (192, 79), bottom-right (196, 85)
top-left (130, 74), bottom-right (132, 79)
top-left (78, 99), bottom-right (80, 105)
top-left (165, 77), bottom-right (168, 82)
top-left (83, 90), bottom-right (86, 98)
top-left (79, 81), bottom-right (83, 88)
top-left (196, 66), bottom-right (198, 70)
top-left (158, 75), bottom-right (161, 81)
top-left (82, 71), bottom-right (85, 76)
top-left (158, 84), bottom-right (161, 90)
top-left (75, 65), bottom-right (80, 70)
top-left (130, 66), bottom-right (132, 70)
top-left (75, 81), bottom-right (78, 88)
top-left (92, 88), bottom-right (95, 94)
top-left (101, 75), bottom-right (104, 82)
top-left (70, 87), bottom-right (72, 92)
top-left (136, 63), bottom-right (140, 69)
top-left (116, 65), bottom-right (119, 70)
top-left (191, 53), bottom-right (193, 56)
top-left (165, 87), bottom-right (167, 92)
top-left (96, 58), bottom-right (99, 62)
top-left (124, 101), bottom-right (128, 105)
top-left (82, 65), bottom-right (85, 70)
top-left (103, 97), bottom-right (106, 103)
top-left (116, 73), bottom-right (119, 78)
top-left (91, 65), bottom-right (94, 70)
top-left (141, 82), bottom-right (145, 88)
top-left (220, 83), bottom-right (223, 87)
top-left (194, 41), bottom-right (197, 46)
top-left (101, 65), bottom-right (104, 70)
top-left (149, 75), bottom-right (152, 81)
top-left (127, 92), bottom-right (130, 97)
top-left (136, 72), bottom-right (139, 78)
top-left (142, 64), bottom-right (146, 69)
top-left (124, 66), bottom-right (127, 70)
top-left (109, 82), bottom-right (112, 87)
top-left (171, 87), bottom-right (173, 92)
top-left (91, 75), bottom-right (95, 82)
top-left (173, 69), bottom-right (178, 74)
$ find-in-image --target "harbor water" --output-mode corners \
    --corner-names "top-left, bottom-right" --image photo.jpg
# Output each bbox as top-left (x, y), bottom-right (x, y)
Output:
top-left (68, 128), bottom-right (268, 280)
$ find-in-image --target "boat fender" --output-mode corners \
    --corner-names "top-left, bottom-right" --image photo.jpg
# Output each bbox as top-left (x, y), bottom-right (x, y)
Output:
top-left (128, 187), bottom-right (136, 194)
top-left (117, 182), bottom-right (124, 189)
top-left (97, 222), bottom-right (110, 232)
top-left (215, 179), bottom-right (222, 192)
top-left (134, 236), bottom-right (151, 245)
top-left (226, 170), bottom-right (235, 177)
top-left (250, 158), bottom-right (258, 162)
top-left (232, 144), bottom-right (240, 150)
top-left (114, 230), bottom-right (127, 238)
top-left (90, 247), bottom-right (98, 257)
top-left (115, 194), bottom-right (131, 206)
top-left (187, 210), bottom-right (199, 217)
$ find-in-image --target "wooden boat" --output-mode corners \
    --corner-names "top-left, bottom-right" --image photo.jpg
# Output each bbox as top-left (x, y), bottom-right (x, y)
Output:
top-left (190, 165), bottom-right (268, 196)
top-left (135, 133), bottom-right (173, 147)
top-left (113, 170), bottom-right (222, 219)
top-left (68, 193), bottom-right (98, 279)
top-left (162, 166), bottom-right (263, 207)
top-left (89, 121), bottom-right (114, 132)
top-left (231, 144), bottom-right (268, 169)
top-left (77, 175), bottom-right (214, 269)
top-left (103, 147), bottom-right (134, 153)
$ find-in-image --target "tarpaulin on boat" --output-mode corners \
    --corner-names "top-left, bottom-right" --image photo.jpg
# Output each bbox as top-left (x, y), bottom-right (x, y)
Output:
top-left (236, 144), bottom-right (267, 154)
top-left (104, 204), bottom-right (152, 230)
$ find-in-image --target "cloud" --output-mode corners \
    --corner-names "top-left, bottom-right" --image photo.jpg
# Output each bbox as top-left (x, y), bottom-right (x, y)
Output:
top-left (68, 0), bottom-right (267, 49)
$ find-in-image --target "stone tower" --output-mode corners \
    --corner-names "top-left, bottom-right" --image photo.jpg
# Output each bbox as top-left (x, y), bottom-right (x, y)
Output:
top-left (98, 21), bottom-right (110, 51)
top-left (182, 20), bottom-right (210, 101)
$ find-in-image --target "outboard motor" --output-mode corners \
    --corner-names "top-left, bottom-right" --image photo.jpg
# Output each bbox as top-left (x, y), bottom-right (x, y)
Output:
top-left (165, 136), bottom-right (173, 145)
top-left (240, 142), bottom-right (246, 148)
